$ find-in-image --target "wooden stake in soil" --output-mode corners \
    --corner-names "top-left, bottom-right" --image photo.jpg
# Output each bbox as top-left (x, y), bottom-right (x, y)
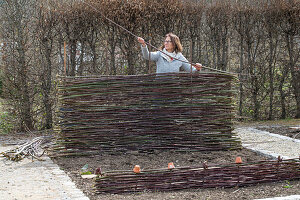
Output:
top-left (64, 41), bottom-right (67, 76)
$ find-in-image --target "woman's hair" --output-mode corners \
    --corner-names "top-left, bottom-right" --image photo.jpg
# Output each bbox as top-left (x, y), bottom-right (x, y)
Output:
top-left (160, 33), bottom-right (183, 53)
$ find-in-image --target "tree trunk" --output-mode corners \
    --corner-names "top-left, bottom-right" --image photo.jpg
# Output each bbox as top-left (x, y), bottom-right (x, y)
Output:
top-left (286, 34), bottom-right (300, 118)
top-left (126, 37), bottom-right (135, 75)
top-left (278, 65), bottom-right (288, 119)
top-left (221, 28), bottom-right (228, 71)
top-left (267, 32), bottom-right (277, 120)
top-left (191, 38), bottom-right (196, 63)
top-left (19, 50), bottom-right (33, 131)
top-left (90, 43), bottom-right (97, 74)
top-left (41, 40), bottom-right (53, 129)
top-left (69, 39), bottom-right (76, 76)
top-left (197, 36), bottom-right (202, 64)
top-left (238, 36), bottom-right (244, 117)
top-left (77, 41), bottom-right (85, 76)
top-left (109, 32), bottom-right (117, 75)
top-left (127, 50), bottom-right (135, 75)
top-left (252, 78), bottom-right (260, 120)
top-left (16, 14), bottom-right (33, 131)
top-left (248, 44), bottom-right (260, 121)
top-left (110, 45), bottom-right (116, 75)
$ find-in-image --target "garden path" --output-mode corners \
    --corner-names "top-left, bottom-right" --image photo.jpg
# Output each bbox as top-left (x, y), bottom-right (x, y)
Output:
top-left (234, 127), bottom-right (300, 159)
top-left (0, 144), bottom-right (89, 200)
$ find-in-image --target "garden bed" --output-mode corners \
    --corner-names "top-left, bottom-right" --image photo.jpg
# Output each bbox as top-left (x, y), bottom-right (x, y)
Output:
top-left (52, 147), bottom-right (300, 200)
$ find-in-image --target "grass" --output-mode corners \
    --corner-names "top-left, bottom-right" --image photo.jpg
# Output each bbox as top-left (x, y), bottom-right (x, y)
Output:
top-left (0, 98), bottom-right (13, 134)
top-left (236, 118), bottom-right (300, 127)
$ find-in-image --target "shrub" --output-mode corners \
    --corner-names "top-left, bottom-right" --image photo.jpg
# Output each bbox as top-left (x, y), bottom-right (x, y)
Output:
top-left (0, 111), bottom-right (13, 134)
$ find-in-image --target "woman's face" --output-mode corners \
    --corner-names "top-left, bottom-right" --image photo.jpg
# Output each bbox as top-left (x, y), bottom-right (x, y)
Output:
top-left (164, 36), bottom-right (175, 52)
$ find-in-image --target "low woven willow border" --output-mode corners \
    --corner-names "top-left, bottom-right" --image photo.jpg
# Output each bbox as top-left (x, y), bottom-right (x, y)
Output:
top-left (95, 158), bottom-right (300, 194)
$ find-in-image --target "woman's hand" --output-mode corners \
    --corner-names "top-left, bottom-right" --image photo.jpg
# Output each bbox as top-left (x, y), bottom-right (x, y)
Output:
top-left (137, 37), bottom-right (146, 47)
top-left (194, 63), bottom-right (202, 71)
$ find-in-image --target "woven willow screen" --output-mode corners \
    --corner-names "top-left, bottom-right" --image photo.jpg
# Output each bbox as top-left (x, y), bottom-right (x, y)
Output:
top-left (54, 73), bottom-right (240, 156)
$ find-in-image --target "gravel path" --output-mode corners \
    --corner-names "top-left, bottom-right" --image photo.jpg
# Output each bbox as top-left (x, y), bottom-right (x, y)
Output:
top-left (234, 127), bottom-right (300, 159)
top-left (0, 145), bottom-right (89, 200)
top-left (254, 195), bottom-right (300, 200)
top-left (0, 127), bottom-right (299, 200)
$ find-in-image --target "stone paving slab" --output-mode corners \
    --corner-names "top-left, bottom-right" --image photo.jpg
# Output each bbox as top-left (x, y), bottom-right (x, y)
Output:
top-left (254, 195), bottom-right (300, 200)
top-left (0, 145), bottom-right (89, 200)
top-left (234, 127), bottom-right (300, 159)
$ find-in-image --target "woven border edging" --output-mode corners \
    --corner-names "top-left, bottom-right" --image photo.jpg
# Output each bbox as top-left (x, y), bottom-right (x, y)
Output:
top-left (95, 158), bottom-right (300, 194)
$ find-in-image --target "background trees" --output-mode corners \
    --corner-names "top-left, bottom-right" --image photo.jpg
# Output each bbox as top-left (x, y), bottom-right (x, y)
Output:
top-left (0, 0), bottom-right (38, 131)
top-left (0, 0), bottom-right (299, 132)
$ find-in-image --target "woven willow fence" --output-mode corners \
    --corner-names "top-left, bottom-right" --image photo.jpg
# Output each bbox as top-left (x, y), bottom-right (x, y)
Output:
top-left (95, 158), bottom-right (300, 194)
top-left (53, 72), bottom-right (240, 156)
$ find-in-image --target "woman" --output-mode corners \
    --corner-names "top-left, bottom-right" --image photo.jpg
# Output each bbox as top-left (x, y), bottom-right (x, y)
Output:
top-left (137, 33), bottom-right (202, 73)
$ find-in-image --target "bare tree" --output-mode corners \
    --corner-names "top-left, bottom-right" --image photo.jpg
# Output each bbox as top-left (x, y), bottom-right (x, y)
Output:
top-left (277, 0), bottom-right (300, 118)
top-left (232, 2), bottom-right (268, 120)
top-left (205, 1), bottom-right (232, 71)
top-left (35, 1), bottom-right (59, 129)
top-left (263, 2), bottom-right (281, 120)
top-left (0, 0), bottom-right (37, 131)
top-left (1, 0), bottom-right (300, 131)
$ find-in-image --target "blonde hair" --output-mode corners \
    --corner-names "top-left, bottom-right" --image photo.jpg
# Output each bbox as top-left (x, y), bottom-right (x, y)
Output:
top-left (160, 33), bottom-right (183, 53)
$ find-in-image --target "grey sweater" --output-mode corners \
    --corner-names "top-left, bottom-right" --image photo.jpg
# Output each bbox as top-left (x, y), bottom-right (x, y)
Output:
top-left (141, 45), bottom-right (197, 73)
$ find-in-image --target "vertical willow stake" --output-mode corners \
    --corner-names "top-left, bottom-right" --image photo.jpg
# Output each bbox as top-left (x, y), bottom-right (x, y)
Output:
top-left (190, 39), bottom-right (193, 74)
top-left (148, 39), bottom-right (151, 74)
top-left (64, 41), bottom-right (67, 76)
top-left (235, 156), bottom-right (242, 187)
top-left (190, 39), bottom-right (193, 135)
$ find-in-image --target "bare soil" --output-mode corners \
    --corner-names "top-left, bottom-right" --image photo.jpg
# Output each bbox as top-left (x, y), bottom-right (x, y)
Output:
top-left (52, 148), bottom-right (300, 200)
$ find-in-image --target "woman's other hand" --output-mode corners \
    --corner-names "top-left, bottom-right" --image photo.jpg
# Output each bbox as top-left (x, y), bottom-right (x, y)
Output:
top-left (137, 37), bottom-right (146, 47)
top-left (194, 63), bottom-right (202, 71)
